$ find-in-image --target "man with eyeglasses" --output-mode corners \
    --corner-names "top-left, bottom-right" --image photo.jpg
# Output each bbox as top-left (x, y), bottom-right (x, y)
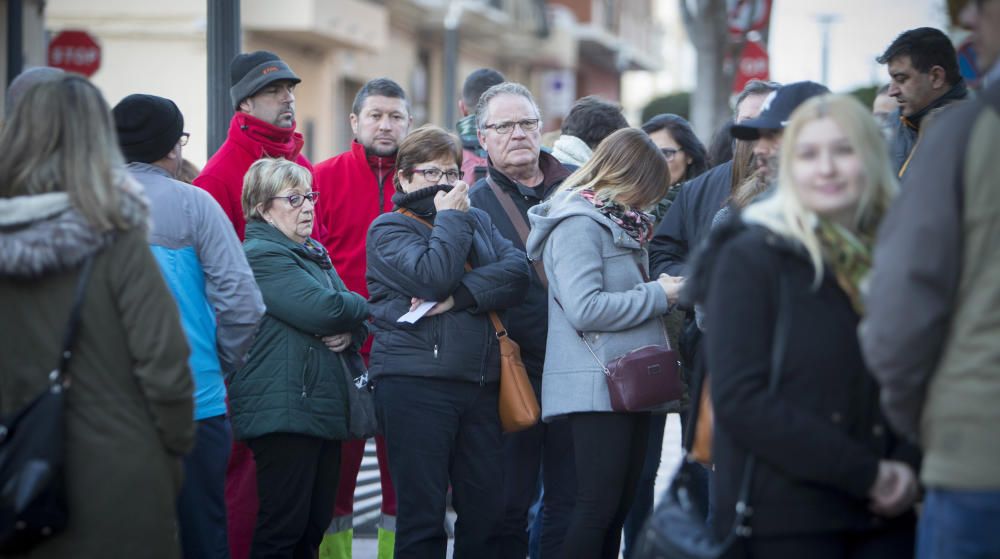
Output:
top-left (313, 77), bottom-right (413, 559)
top-left (113, 93), bottom-right (265, 559)
top-left (192, 49), bottom-right (313, 559)
top-left (467, 81), bottom-right (574, 559)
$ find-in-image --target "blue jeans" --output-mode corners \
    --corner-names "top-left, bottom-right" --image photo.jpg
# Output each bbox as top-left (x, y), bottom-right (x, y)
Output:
top-left (178, 415), bottom-right (232, 559)
top-left (918, 488), bottom-right (1000, 559)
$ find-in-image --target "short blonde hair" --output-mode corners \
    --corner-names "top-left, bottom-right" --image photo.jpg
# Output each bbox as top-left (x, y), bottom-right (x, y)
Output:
top-left (241, 158), bottom-right (312, 221)
top-left (743, 94), bottom-right (898, 282)
top-left (559, 127), bottom-right (669, 211)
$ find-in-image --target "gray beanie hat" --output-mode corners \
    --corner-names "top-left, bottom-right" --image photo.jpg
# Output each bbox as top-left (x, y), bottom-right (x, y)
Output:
top-left (229, 50), bottom-right (301, 110)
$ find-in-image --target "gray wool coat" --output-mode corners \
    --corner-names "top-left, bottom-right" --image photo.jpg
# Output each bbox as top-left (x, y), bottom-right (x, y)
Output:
top-left (526, 190), bottom-right (671, 421)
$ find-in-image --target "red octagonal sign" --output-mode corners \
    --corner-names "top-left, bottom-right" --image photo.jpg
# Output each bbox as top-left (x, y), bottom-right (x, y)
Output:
top-left (47, 30), bottom-right (101, 77)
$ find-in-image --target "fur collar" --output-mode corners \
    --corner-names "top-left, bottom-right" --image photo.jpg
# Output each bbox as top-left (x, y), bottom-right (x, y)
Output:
top-left (0, 189), bottom-right (146, 279)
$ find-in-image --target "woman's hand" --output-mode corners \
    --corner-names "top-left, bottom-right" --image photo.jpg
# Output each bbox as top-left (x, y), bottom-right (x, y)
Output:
top-left (434, 181), bottom-right (470, 213)
top-left (321, 333), bottom-right (352, 353)
top-left (410, 296), bottom-right (455, 317)
top-left (657, 274), bottom-right (685, 306)
top-left (869, 460), bottom-right (919, 517)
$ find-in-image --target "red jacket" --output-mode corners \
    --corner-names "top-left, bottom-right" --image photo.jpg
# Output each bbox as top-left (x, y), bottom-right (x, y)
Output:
top-left (194, 113), bottom-right (314, 239)
top-left (314, 140), bottom-right (396, 299)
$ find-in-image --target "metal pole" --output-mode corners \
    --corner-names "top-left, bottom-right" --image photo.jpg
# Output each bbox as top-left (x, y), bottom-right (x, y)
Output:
top-left (7, 0), bottom-right (23, 87)
top-left (207, 0), bottom-right (241, 159)
top-left (815, 14), bottom-right (840, 88)
top-left (443, 1), bottom-right (463, 131)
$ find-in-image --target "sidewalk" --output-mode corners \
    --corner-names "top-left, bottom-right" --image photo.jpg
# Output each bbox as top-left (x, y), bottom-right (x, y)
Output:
top-left (351, 415), bottom-right (684, 558)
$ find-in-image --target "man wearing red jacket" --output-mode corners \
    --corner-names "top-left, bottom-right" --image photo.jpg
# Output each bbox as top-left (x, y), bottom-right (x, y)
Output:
top-left (193, 50), bottom-right (314, 559)
top-left (195, 50), bottom-right (314, 239)
top-left (313, 78), bottom-right (411, 559)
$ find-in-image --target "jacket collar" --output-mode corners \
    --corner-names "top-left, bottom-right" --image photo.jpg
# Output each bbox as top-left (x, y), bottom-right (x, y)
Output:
top-left (126, 161), bottom-right (173, 179)
top-left (900, 80), bottom-right (969, 130)
top-left (487, 151), bottom-right (572, 201)
top-left (245, 219), bottom-right (331, 268)
top-left (351, 140), bottom-right (396, 181)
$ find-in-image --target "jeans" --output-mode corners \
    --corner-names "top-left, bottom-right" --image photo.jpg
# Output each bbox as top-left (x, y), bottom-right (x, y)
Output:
top-left (498, 377), bottom-right (575, 559)
top-left (560, 412), bottom-right (650, 559)
top-left (375, 376), bottom-right (504, 559)
top-left (178, 415), bottom-right (232, 559)
top-left (917, 488), bottom-right (1000, 559)
top-left (621, 413), bottom-right (667, 558)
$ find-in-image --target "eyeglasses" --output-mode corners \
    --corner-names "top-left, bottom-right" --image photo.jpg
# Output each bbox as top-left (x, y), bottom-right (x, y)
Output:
top-left (179, 132), bottom-right (190, 147)
top-left (661, 147), bottom-right (683, 161)
top-left (410, 167), bottom-right (461, 184)
top-left (269, 191), bottom-right (319, 208)
top-left (483, 118), bottom-right (540, 135)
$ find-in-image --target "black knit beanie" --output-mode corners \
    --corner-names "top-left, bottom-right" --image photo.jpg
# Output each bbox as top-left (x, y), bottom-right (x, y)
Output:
top-left (229, 50), bottom-right (301, 110)
top-left (112, 94), bottom-right (184, 164)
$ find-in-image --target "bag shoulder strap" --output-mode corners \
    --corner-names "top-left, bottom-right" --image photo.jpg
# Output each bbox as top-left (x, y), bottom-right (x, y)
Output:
top-left (54, 254), bottom-right (95, 387)
top-left (486, 174), bottom-right (548, 289)
top-left (396, 207), bottom-right (509, 340)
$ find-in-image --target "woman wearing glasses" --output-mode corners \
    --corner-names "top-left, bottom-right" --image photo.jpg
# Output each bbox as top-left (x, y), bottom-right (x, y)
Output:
top-left (232, 158), bottom-right (371, 558)
top-left (366, 125), bottom-right (529, 559)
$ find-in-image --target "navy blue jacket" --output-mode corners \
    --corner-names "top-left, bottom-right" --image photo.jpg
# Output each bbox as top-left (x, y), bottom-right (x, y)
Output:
top-left (366, 203), bottom-right (529, 384)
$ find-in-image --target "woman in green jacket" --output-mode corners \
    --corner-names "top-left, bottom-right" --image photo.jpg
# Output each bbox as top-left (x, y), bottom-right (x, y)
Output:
top-left (233, 158), bottom-right (370, 559)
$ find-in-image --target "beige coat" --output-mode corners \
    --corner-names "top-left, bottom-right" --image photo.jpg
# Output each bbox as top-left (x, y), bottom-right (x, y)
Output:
top-left (0, 192), bottom-right (194, 558)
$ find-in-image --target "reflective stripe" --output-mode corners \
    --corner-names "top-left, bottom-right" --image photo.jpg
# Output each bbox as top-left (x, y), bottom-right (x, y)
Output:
top-left (324, 515), bottom-right (354, 535)
top-left (377, 514), bottom-right (396, 532)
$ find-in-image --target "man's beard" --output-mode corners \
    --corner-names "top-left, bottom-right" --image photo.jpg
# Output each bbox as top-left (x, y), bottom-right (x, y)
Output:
top-left (367, 142), bottom-right (398, 157)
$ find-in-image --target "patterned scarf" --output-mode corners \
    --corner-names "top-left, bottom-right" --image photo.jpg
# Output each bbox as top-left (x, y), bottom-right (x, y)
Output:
top-left (816, 219), bottom-right (873, 315)
top-left (577, 188), bottom-right (655, 245)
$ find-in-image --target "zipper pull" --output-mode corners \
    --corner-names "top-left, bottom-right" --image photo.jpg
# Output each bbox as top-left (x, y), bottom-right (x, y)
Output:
top-left (302, 384), bottom-right (307, 398)
top-left (433, 344), bottom-right (439, 359)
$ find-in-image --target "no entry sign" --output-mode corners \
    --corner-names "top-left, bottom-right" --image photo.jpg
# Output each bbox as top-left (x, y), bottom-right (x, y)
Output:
top-left (48, 30), bottom-right (101, 77)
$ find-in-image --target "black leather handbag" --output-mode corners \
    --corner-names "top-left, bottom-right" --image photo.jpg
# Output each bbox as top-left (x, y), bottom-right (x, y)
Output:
top-left (0, 256), bottom-right (93, 553)
top-left (338, 352), bottom-right (378, 440)
top-left (633, 275), bottom-right (791, 559)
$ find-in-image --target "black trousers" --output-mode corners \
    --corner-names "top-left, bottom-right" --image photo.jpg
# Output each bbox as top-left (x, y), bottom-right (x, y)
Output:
top-left (741, 514), bottom-right (916, 559)
top-left (375, 376), bottom-right (504, 559)
top-left (247, 433), bottom-right (341, 559)
top-left (560, 412), bottom-right (650, 559)
top-left (498, 376), bottom-right (575, 559)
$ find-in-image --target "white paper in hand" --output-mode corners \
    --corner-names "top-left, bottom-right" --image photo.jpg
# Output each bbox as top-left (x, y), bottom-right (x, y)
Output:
top-left (397, 300), bottom-right (437, 324)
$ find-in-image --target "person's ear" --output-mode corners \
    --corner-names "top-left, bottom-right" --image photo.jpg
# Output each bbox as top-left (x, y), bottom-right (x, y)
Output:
top-left (349, 113), bottom-right (359, 136)
top-left (928, 65), bottom-right (947, 89)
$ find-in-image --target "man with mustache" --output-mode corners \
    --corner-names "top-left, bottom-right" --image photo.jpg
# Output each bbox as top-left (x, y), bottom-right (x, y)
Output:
top-left (193, 49), bottom-right (314, 559)
top-left (467, 82), bottom-right (574, 558)
top-left (313, 77), bottom-right (413, 559)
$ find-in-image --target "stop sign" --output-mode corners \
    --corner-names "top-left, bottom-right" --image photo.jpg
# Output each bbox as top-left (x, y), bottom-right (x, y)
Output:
top-left (732, 40), bottom-right (769, 94)
top-left (47, 30), bottom-right (101, 77)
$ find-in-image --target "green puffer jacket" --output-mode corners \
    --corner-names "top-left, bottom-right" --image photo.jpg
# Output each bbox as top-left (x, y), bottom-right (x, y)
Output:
top-left (231, 220), bottom-right (370, 441)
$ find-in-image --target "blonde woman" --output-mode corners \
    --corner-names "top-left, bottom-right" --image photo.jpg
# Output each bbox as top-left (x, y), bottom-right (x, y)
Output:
top-left (526, 127), bottom-right (683, 559)
top-left (692, 94), bottom-right (920, 558)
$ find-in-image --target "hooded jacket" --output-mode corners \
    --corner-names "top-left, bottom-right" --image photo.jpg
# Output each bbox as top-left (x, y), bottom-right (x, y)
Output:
top-left (129, 162), bottom-right (264, 421)
top-left (194, 112), bottom-right (314, 239)
top-left (0, 190), bottom-right (194, 558)
top-left (365, 187), bottom-right (529, 384)
top-left (526, 190), bottom-right (670, 420)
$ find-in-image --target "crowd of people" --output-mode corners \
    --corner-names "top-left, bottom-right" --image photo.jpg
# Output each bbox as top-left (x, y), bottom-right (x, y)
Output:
top-left (1, 2), bottom-right (999, 559)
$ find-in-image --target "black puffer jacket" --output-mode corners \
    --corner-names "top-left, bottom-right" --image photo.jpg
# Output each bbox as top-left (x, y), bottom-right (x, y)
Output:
top-left (366, 186), bottom-right (530, 384)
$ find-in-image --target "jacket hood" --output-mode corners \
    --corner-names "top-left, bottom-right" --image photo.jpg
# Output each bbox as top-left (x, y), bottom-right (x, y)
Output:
top-left (525, 189), bottom-right (639, 262)
top-left (0, 193), bottom-right (113, 278)
top-left (550, 135), bottom-right (593, 168)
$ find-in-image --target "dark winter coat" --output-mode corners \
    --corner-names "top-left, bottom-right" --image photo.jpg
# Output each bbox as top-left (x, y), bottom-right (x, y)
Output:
top-left (649, 160), bottom-right (732, 278)
top-left (366, 189), bottom-right (530, 384)
top-left (468, 153), bottom-right (572, 378)
top-left (230, 220), bottom-right (370, 441)
top-left (0, 190), bottom-right (194, 558)
top-left (694, 221), bottom-right (919, 538)
top-left (889, 80), bottom-right (968, 177)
